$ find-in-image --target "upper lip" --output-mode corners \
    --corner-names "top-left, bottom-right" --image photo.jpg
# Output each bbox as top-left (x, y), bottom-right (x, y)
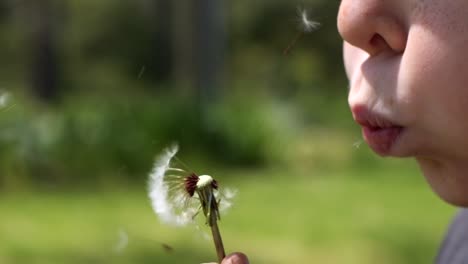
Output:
top-left (351, 105), bottom-right (401, 129)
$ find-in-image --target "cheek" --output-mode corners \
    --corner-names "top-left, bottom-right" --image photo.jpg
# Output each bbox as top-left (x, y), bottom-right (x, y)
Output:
top-left (404, 1), bottom-right (468, 120)
top-left (398, 25), bottom-right (468, 159)
top-left (399, 27), bottom-right (468, 125)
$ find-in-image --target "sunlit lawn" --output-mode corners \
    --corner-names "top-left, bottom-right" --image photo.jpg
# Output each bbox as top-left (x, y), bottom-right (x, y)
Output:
top-left (0, 157), bottom-right (455, 264)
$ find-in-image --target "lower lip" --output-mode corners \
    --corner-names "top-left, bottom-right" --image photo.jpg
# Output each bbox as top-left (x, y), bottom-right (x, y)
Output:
top-left (362, 126), bottom-right (403, 155)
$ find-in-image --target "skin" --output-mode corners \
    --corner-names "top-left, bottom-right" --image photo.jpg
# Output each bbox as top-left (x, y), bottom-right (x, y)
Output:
top-left (205, 252), bottom-right (249, 264)
top-left (222, 253), bottom-right (249, 264)
top-left (338, 0), bottom-right (468, 206)
top-left (218, 1), bottom-right (468, 262)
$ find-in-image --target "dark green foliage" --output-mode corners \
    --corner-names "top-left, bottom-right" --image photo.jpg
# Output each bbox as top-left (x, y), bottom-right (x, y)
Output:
top-left (0, 93), bottom-right (291, 188)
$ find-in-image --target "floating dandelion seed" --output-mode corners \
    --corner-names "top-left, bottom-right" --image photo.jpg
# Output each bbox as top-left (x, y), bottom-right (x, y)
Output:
top-left (298, 7), bottom-right (320, 33)
top-left (161, 243), bottom-right (174, 253)
top-left (353, 140), bottom-right (363, 149)
top-left (283, 7), bottom-right (320, 55)
top-left (0, 92), bottom-right (15, 112)
top-left (113, 228), bottom-right (129, 254)
top-left (148, 144), bottom-right (235, 263)
top-left (0, 92), bottom-right (10, 109)
top-left (137, 66), bottom-right (146, 79)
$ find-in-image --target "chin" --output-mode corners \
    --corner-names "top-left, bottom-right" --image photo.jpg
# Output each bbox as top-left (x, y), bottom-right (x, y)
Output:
top-left (425, 177), bottom-right (468, 207)
top-left (417, 157), bottom-right (468, 207)
top-left (437, 192), bottom-right (468, 207)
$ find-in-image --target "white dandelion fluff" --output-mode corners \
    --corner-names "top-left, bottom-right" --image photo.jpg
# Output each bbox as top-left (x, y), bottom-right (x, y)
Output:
top-left (218, 187), bottom-right (237, 212)
top-left (297, 7), bottom-right (320, 33)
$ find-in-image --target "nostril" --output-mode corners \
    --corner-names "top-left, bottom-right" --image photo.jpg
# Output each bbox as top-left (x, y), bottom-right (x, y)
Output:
top-left (370, 34), bottom-right (384, 47)
top-left (368, 34), bottom-right (391, 55)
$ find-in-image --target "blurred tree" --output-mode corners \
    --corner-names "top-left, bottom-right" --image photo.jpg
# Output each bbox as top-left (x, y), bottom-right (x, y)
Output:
top-left (194, 0), bottom-right (226, 106)
top-left (26, 0), bottom-right (63, 103)
top-left (153, 0), bottom-right (173, 85)
top-left (171, 0), bottom-right (195, 93)
top-left (0, 2), bottom-right (8, 22)
top-left (169, 0), bottom-right (227, 106)
top-left (194, 0), bottom-right (226, 126)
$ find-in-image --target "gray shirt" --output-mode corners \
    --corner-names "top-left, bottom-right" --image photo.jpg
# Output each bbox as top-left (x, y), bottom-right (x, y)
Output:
top-left (436, 209), bottom-right (468, 263)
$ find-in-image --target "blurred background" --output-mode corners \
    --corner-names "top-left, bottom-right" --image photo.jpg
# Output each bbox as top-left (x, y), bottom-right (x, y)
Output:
top-left (0, 0), bottom-right (455, 263)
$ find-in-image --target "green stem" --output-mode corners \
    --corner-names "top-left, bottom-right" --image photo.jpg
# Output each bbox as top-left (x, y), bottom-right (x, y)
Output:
top-left (211, 220), bottom-right (226, 263)
top-left (196, 180), bottom-right (225, 262)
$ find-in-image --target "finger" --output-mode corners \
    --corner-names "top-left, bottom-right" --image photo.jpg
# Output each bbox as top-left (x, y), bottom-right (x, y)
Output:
top-left (221, 252), bottom-right (249, 264)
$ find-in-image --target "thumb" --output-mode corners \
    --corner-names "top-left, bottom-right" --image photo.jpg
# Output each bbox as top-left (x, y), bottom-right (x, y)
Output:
top-left (221, 252), bottom-right (249, 264)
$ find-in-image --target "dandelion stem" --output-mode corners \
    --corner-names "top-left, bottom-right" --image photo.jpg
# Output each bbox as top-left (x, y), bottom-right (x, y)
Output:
top-left (210, 220), bottom-right (226, 263)
top-left (196, 180), bottom-right (226, 263)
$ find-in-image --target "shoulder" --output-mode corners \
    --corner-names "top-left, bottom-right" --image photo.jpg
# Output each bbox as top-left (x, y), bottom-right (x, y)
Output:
top-left (436, 209), bottom-right (468, 264)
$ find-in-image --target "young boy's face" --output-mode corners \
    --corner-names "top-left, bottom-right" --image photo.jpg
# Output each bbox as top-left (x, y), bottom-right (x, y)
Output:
top-left (338, 0), bottom-right (468, 206)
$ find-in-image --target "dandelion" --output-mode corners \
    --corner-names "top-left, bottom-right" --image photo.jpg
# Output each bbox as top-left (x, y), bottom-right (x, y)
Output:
top-left (148, 144), bottom-right (234, 263)
top-left (283, 6), bottom-right (320, 55)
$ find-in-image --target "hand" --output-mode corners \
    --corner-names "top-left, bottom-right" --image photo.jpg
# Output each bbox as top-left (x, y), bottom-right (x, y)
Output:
top-left (221, 252), bottom-right (249, 264)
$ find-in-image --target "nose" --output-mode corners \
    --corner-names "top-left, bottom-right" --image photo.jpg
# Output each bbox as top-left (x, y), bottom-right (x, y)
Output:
top-left (337, 0), bottom-right (408, 56)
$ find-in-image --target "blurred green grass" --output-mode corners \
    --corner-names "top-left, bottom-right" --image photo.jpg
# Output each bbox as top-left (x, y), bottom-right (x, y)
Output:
top-left (0, 162), bottom-right (455, 264)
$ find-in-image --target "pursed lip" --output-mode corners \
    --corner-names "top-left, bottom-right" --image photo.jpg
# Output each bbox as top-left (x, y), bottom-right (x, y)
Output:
top-left (351, 105), bottom-right (404, 156)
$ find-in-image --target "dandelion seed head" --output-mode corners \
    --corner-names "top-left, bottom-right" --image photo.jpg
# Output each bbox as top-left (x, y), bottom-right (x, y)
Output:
top-left (148, 144), bottom-right (235, 228)
top-left (297, 7), bottom-right (320, 33)
top-left (196, 175), bottom-right (214, 189)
